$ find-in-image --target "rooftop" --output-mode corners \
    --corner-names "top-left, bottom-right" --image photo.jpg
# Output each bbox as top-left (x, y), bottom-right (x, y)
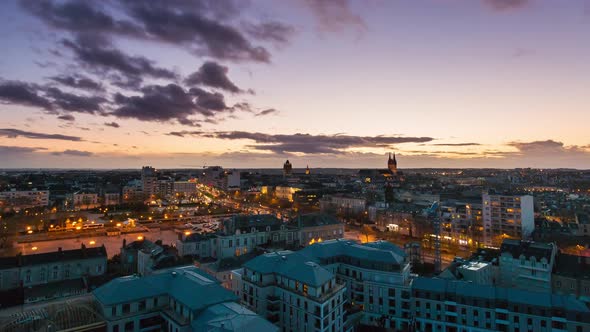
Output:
top-left (0, 245), bottom-right (107, 269)
top-left (243, 251), bottom-right (333, 287)
top-left (500, 239), bottom-right (554, 261)
top-left (300, 239), bottom-right (407, 266)
top-left (412, 277), bottom-right (589, 312)
top-left (293, 213), bottom-right (342, 228)
top-left (93, 266), bottom-right (237, 309)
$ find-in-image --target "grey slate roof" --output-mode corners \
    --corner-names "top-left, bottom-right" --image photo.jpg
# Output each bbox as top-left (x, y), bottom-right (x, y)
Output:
top-left (0, 245), bottom-right (107, 269)
top-left (191, 302), bottom-right (278, 332)
top-left (300, 239), bottom-right (407, 265)
top-left (500, 239), bottom-right (554, 261)
top-left (93, 266), bottom-right (237, 310)
top-left (243, 251), bottom-right (333, 287)
top-left (412, 277), bottom-right (589, 312)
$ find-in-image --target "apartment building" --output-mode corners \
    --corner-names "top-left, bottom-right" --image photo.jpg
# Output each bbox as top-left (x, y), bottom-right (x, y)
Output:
top-left (0, 245), bottom-right (107, 291)
top-left (299, 239), bottom-right (413, 330)
top-left (498, 239), bottom-right (557, 293)
top-left (236, 250), bottom-right (347, 332)
top-left (93, 265), bottom-right (277, 332)
top-left (177, 214), bottom-right (344, 258)
top-left (0, 188), bottom-right (49, 210)
top-left (482, 194), bottom-right (534, 246)
top-left (411, 277), bottom-right (590, 332)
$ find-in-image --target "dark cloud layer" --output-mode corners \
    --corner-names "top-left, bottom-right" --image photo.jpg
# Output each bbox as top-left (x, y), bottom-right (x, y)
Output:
top-left (185, 61), bottom-right (241, 93)
top-left (62, 34), bottom-right (177, 83)
top-left (49, 75), bottom-right (104, 92)
top-left (302, 0), bottom-right (366, 32)
top-left (104, 122), bottom-right (120, 128)
top-left (52, 149), bottom-right (93, 157)
top-left (0, 81), bottom-right (53, 110)
top-left (483, 0), bottom-right (530, 11)
top-left (21, 0), bottom-right (292, 63)
top-left (44, 87), bottom-right (105, 114)
top-left (166, 131), bottom-right (433, 154)
top-left (429, 143), bottom-right (481, 147)
top-left (57, 114), bottom-right (75, 121)
top-left (0, 128), bottom-right (83, 141)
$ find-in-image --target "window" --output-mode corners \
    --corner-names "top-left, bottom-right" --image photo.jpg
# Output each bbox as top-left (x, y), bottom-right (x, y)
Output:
top-left (139, 300), bottom-right (146, 311)
top-left (53, 266), bottom-right (58, 279)
top-left (25, 270), bottom-right (31, 283)
top-left (123, 303), bottom-right (130, 314)
top-left (112, 306), bottom-right (116, 316)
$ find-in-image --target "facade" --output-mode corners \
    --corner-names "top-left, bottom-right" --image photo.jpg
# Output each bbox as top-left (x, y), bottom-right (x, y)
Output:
top-left (173, 181), bottom-right (199, 195)
top-left (141, 166), bottom-right (157, 198)
top-left (552, 253), bottom-right (590, 298)
top-left (177, 214), bottom-right (345, 258)
top-left (319, 194), bottom-right (366, 215)
top-left (67, 191), bottom-right (100, 210)
top-left (411, 277), bottom-right (590, 332)
top-left (237, 250), bottom-right (347, 332)
top-left (93, 265), bottom-right (277, 332)
top-left (498, 239), bottom-right (557, 293)
top-left (177, 214), bottom-right (300, 259)
top-left (293, 214), bottom-right (345, 246)
top-left (0, 188), bottom-right (49, 210)
top-left (482, 194), bottom-right (534, 246)
top-left (275, 186), bottom-right (302, 201)
top-left (299, 239), bottom-right (413, 330)
top-left (0, 245), bottom-right (107, 291)
top-left (103, 192), bottom-right (121, 206)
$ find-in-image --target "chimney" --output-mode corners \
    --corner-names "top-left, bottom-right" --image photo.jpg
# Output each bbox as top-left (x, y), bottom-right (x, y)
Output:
top-left (58, 247), bottom-right (62, 253)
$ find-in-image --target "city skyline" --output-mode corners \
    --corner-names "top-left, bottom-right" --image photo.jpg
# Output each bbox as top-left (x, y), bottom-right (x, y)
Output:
top-left (1, 0), bottom-right (590, 169)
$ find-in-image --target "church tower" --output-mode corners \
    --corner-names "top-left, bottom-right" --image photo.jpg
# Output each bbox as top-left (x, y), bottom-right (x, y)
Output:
top-left (283, 160), bottom-right (293, 177)
top-left (388, 152), bottom-right (398, 175)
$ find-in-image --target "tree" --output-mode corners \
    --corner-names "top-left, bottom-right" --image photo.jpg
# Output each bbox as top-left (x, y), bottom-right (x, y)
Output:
top-left (360, 225), bottom-right (377, 243)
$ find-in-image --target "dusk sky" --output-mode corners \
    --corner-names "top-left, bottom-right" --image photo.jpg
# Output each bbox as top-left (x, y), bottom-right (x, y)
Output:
top-left (1, 0), bottom-right (589, 169)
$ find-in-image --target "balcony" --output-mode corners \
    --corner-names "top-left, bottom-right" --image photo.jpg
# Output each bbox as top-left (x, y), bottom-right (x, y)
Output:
top-left (267, 302), bottom-right (280, 312)
top-left (267, 295), bottom-right (280, 302)
top-left (161, 308), bottom-right (190, 326)
top-left (266, 314), bottom-right (280, 323)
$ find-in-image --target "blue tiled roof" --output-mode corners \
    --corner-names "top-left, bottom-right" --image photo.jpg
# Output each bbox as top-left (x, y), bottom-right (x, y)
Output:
top-left (93, 266), bottom-right (237, 310)
top-left (300, 239), bottom-right (407, 265)
top-left (243, 251), bottom-right (333, 287)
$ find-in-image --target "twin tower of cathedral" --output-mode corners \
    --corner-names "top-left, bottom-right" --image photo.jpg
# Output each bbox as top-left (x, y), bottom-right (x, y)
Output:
top-left (388, 152), bottom-right (398, 175)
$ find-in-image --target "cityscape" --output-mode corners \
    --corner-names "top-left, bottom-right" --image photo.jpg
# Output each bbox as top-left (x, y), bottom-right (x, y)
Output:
top-left (1, 1), bottom-right (590, 332)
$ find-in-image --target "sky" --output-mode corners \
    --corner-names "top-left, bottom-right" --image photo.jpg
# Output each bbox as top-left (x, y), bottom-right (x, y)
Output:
top-left (0, 0), bottom-right (589, 169)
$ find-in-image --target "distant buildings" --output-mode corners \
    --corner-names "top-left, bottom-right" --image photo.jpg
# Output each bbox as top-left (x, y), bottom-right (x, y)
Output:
top-left (66, 191), bottom-right (99, 210)
top-left (93, 266), bottom-right (277, 332)
top-left (0, 188), bottom-right (49, 210)
top-left (0, 245), bottom-right (107, 291)
top-left (482, 193), bottom-right (534, 246)
top-left (199, 166), bottom-right (241, 191)
top-left (283, 160), bottom-right (293, 177)
top-left (177, 214), bottom-right (344, 258)
top-left (141, 166), bottom-right (157, 198)
top-left (320, 194), bottom-right (366, 215)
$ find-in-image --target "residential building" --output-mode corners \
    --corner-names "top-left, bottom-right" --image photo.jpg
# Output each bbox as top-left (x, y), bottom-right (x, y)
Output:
top-left (67, 191), bottom-right (100, 210)
top-left (177, 214), bottom-right (299, 259)
top-left (319, 194), bottom-right (366, 215)
top-left (237, 250), bottom-right (347, 332)
top-left (173, 181), bottom-right (199, 195)
top-left (482, 194), bottom-right (534, 246)
top-left (141, 166), bottom-right (157, 198)
top-left (93, 265), bottom-right (277, 332)
top-left (103, 192), bottom-right (121, 206)
top-left (0, 188), bottom-right (49, 210)
top-left (293, 213), bottom-right (344, 246)
top-left (275, 186), bottom-right (301, 201)
top-left (0, 245), bottom-right (107, 291)
top-left (498, 239), bottom-right (557, 293)
top-left (299, 239), bottom-right (413, 330)
top-left (552, 253), bottom-right (590, 298)
top-left (411, 277), bottom-right (590, 332)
